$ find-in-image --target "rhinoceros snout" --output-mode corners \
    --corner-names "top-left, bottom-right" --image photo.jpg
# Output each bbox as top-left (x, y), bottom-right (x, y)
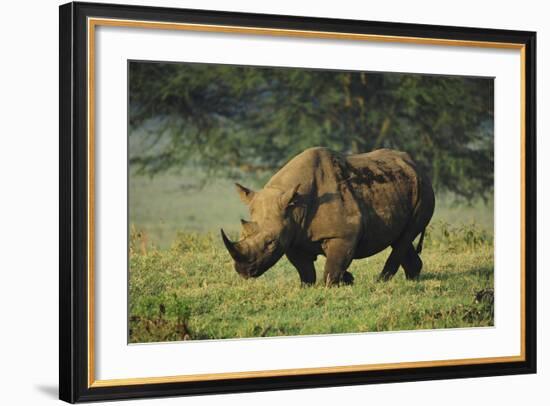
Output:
top-left (236, 269), bottom-right (251, 279)
top-left (235, 261), bottom-right (266, 279)
top-left (235, 262), bottom-right (253, 278)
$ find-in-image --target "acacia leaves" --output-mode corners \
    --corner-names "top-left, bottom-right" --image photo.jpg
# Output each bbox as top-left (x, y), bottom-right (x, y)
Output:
top-left (129, 62), bottom-right (493, 200)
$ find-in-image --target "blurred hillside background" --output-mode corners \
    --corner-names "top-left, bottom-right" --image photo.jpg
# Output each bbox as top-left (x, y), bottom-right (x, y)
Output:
top-left (129, 61), bottom-right (494, 247)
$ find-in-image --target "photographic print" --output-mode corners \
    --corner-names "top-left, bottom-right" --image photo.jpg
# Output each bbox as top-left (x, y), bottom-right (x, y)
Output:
top-left (128, 61), bottom-right (495, 343)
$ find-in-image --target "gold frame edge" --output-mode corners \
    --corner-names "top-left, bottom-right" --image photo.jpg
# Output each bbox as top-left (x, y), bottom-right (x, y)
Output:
top-left (86, 17), bottom-right (528, 388)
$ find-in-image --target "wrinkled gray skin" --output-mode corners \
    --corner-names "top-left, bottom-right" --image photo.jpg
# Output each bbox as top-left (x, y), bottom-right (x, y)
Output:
top-left (221, 147), bottom-right (435, 286)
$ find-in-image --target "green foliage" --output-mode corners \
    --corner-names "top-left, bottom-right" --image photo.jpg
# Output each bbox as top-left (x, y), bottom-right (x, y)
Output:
top-left (129, 62), bottom-right (493, 201)
top-left (128, 222), bottom-right (493, 343)
top-left (424, 220), bottom-right (493, 252)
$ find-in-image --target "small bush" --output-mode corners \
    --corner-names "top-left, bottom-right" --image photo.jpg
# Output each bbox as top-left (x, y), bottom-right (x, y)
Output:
top-left (424, 221), bottom-right (493, 252)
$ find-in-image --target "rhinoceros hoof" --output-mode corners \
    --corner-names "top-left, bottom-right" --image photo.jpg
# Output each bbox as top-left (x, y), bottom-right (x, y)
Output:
top-left (405, 272), bottom-right (421, 281)
top-left (342, 271), bottom-right (354, 285)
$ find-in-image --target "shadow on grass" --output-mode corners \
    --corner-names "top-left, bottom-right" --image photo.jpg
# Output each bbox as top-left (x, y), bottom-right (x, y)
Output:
top-left (419, 265), bottom-right (494, 282)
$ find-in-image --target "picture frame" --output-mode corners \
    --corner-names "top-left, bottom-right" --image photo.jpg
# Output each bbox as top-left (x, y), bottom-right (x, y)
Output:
top-left (59, 1), bottom-right (537, 403)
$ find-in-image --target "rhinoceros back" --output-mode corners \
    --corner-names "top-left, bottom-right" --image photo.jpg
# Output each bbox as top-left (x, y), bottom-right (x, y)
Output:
top-left (265, 147), bottom-right (431, 257)
top-left (345, 149), bottom-right (432, 256)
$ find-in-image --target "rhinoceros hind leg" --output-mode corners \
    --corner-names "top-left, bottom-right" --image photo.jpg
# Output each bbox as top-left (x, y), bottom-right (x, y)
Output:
top-left (379, 234), bottom-right (417, 281)
top-left (286, 248), bottom-right (317, 286)
top-left (400, 244), bottom-right (423, 280)
top-left (323, 239), bottom-right (355, 287)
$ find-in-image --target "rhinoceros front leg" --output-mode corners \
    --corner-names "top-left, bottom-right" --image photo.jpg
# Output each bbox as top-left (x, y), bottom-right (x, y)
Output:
top-left (286, 248), bottom-right (316, 286)
top-left (322, 239), bottom-right (355, 287)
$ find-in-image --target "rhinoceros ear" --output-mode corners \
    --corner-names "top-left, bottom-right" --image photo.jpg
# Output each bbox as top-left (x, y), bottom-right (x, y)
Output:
top-left (279, 184), bottom-right (301, 209)
top-left (235, 183), bottom-right (255, 205)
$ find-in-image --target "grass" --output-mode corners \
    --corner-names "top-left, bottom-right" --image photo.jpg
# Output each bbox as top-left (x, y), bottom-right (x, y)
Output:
top-left (129, 170), bottom-right (494, 343)
top-left (128, 221), bottom-right (494, 343)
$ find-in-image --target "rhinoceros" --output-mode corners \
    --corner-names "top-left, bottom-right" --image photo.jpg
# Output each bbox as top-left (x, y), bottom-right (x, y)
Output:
top-left (221, 147), bottom-right (435, 286)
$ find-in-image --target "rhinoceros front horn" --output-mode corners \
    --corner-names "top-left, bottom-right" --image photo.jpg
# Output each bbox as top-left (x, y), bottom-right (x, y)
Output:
top-left (220, 229), bottom-right (246, 262)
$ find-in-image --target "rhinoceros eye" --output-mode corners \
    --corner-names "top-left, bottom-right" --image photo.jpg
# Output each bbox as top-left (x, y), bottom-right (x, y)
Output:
top-left (265, 240), bottom-right (277, 249)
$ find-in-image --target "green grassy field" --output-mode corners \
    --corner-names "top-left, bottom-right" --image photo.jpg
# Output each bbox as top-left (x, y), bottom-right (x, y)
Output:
top-left (129, 171), bottom-right (494, 343)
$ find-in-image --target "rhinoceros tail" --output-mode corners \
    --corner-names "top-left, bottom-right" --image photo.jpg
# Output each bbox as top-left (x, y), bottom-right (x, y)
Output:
top-left (416, 228), bottom-right (426, 254)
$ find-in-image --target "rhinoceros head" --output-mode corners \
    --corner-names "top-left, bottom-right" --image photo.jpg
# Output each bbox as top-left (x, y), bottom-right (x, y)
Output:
top-left (221, 183), bottom-right (300, 279)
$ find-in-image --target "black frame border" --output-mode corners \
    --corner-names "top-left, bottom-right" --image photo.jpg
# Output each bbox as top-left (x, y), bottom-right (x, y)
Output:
top-left (59, 1), bottom-right (536, 403)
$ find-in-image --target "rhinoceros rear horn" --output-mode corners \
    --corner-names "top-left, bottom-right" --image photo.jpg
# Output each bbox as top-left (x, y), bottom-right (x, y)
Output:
top-left (240, 219), bottom-right (259, 236)
top-left (220, 229), bottom-right (246, 262)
